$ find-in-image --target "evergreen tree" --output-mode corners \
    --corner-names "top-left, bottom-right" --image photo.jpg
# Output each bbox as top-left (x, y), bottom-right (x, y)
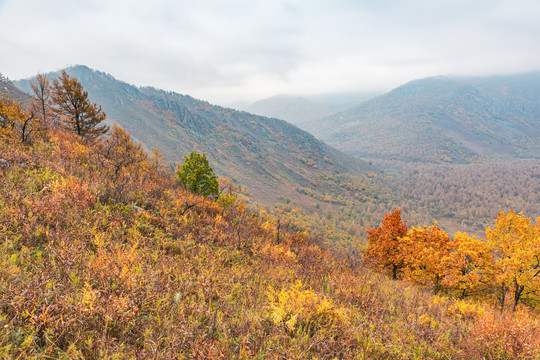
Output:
top-left (176, 151), bottom-right (219, 198)
top-left (51, 71), bottom-right (108, 140)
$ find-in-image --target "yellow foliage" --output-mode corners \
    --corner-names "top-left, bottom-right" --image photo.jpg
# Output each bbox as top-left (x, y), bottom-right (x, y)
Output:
top-left (260, 243), bottom-right (297, 264)
top-left (266, 280), bottom-right (345, 332)
top-left (418, 314), bottom-right (439, 330)
top-left (80, 282), bottom-right (99, 313)
top-left (447, 299), bottom-right (485, 320)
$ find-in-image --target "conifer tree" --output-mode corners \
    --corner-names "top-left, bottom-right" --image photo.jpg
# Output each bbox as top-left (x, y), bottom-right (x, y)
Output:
top-left (176, 151), bottom-right (219, 198)
top-left (51, 71), bottom-right (108, 140)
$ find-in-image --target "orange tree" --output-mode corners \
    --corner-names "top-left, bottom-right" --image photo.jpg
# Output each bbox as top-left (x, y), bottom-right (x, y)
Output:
top-left (485, 210), bottom-right (540, 312)
top-left (364, 209), bottom-right (408, 279)
top-left (93, 125), bottom-right (148, 201)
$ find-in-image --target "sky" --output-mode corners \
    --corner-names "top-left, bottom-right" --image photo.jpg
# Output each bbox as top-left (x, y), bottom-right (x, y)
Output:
top-left (1, 0), bottom-right (539, 105)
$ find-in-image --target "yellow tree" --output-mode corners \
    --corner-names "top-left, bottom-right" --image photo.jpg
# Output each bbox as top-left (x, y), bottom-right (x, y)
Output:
top-left (364, 209), bottom-right (408, 279)
top-left (0, 96), bottom-right (37, 143)
top-left (441, 232), bottom-right (494, 298)
top-left (485, 210), bottom-right (540, 312)
top-left (401, 224), bottom-right (451, 293)
top-left (51, 71), bottom-right (108, 140)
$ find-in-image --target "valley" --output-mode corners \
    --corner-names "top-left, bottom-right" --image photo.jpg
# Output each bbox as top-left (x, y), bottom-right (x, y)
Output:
top-left (1, 66), bottom-right (540, 359)
top-left (10, 67), bottom-right (540, 249)
top-left (2, 1), bottom-right (540, 357)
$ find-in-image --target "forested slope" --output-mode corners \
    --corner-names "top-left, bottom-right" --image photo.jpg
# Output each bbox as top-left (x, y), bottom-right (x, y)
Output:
top-left (310, 74), bottom-right (540, 163)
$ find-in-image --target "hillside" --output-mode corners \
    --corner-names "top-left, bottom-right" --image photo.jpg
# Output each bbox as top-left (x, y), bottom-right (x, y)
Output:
top-left (15, 66), bottom-right (375, 206)
top-left (0, 73), bottom-right (31, 106)
top-left (1, 115), bottom-right (539, 359)
top-left (309, 74), bottom-right (540, 163)
top-left (245, 94), bottom-right (334, 128)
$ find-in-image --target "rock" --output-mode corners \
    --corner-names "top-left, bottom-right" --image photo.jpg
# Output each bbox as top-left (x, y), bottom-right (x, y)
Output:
top-left (0, 159), bottom-right (9, 169)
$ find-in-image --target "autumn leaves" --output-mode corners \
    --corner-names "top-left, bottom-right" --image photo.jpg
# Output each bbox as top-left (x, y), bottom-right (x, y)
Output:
top-left (365, 209), bottom-right (540, 311)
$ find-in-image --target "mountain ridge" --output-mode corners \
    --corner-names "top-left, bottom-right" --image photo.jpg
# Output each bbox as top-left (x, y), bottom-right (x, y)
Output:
top-left (307, 73), bottom-right (540, 163)
top-left (15, 65), bottom-right (375, 206)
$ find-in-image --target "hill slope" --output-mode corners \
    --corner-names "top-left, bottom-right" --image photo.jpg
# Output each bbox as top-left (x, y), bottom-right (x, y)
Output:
top-left (15, 66), bottom-right (374, 205)
top-left (1, 122), bottom-right (539, 359)
top-left (309, 74), bottom-right (540, 163)
top-left (0, 73), bottom-right (31, 106)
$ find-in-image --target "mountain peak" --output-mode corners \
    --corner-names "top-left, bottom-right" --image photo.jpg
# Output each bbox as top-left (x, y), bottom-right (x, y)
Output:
top-left (304, 72), bottom-right (540, 163)
top-left (390, 75), bottom-right (463, 98)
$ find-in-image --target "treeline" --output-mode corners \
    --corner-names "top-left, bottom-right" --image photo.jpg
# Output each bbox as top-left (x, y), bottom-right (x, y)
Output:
top-left (277, 159), bottom-right (540, 255)
top-left (383, 160), bottom-right (540, 234)
top-left (365, 209), bottom-right (540, 312)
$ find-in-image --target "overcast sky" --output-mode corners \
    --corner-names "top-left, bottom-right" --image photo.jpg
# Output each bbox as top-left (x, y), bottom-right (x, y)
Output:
top-left (1, 0), bottom-right (539, 105)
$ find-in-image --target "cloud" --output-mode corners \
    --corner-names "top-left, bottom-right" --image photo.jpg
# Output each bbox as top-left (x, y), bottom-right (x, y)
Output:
top-left (1, 0), bottom-right (539, 104)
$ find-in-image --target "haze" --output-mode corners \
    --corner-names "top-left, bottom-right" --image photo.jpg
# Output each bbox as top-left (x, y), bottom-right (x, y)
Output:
top-left (1, 0), bottom-right (539, 105)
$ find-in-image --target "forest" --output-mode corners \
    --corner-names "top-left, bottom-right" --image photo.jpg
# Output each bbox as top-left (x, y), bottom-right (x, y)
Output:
top-left (1, 73), bottom-right (540, 359)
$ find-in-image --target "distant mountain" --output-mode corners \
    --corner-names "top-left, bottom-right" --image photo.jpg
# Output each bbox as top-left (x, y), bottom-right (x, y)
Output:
top-left (305, 91), bottom-right (381, 113)
top-left (245, 95), bottom-right (334, 128)
top-left (15, 66), bottom-right (374, 205)
top-left (0, 73), bottom-right (31, 106)
top-left (308, 74), bottom-right (540, 163)
top-left (238, 92), bottom-right (379, 129)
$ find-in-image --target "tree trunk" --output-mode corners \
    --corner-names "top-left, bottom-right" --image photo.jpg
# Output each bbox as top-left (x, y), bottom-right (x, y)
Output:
top-left (512, 280), bottom-right (525, 312)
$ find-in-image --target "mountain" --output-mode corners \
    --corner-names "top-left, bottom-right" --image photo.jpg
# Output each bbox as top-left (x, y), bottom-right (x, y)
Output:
top-left (308, 74), bottom-right (540, 163)
top-left (239, 92), bottom-right (379, 129)
top-left (15, 65), bottom-right (374, 205)
top-left (0, 73), bottom-right (31, 106)
top-left (245, 94), bottom-right (334, 128)
top-left (305, 91), bottom-right (381, 113)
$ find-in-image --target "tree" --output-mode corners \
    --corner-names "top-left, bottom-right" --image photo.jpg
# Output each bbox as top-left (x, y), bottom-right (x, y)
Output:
top-left (30, 74), bottom-right (54, 128)
top-left (401, 223), bottom-right (451, 293)
top-left (441, 232), bottom-right (494, 298)
top-left (51, 71), bottom-right (108, 140)
top-left (0, 96), bottom-right (36, 143)
top-left (364, 209), bottom-right (408, 279)
top-left (485, 210), bottom-right (540, 312)
top-left (95, 125), bottom-right (147, 181)
top-left (176, 151), bottom-right (219, 198)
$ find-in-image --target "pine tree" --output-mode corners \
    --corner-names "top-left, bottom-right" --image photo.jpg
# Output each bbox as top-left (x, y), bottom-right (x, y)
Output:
top-left (51, 71), bottom-right (108, 140)
top-left (176, 151), bottom-right (219, 198)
